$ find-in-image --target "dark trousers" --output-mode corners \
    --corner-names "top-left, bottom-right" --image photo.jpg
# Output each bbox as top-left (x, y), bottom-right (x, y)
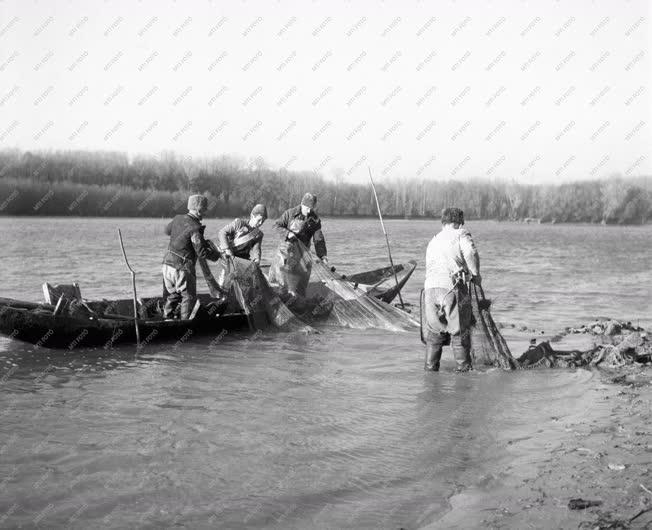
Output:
top-left (162, 264), bottom-right (197, 319)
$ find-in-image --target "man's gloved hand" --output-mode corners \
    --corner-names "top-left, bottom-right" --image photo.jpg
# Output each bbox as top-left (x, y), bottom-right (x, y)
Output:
top-left (471, 273), bottom-right (482, 285)
top-left (321, 256), bottom-right (329, 265)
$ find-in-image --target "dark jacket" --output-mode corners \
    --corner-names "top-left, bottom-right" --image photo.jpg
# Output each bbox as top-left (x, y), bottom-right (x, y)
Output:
top-left (217, 218), bottom-right (263, 262)
top-left (163, 214), bottom-right (207, 272)
top-left (274, 206), bottom-right (327, 259)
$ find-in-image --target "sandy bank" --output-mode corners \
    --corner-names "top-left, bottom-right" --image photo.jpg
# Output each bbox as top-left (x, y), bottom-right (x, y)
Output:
top-left (429, 367), bottom-right (652, 529)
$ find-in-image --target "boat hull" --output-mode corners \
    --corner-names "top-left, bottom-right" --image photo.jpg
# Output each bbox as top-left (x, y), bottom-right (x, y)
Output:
top-left (0, 296), bottom-right (254, 350)
top-left (0, 261), bottom-right (416, 349)
top-left (344, 260), bottom-right (417, 303)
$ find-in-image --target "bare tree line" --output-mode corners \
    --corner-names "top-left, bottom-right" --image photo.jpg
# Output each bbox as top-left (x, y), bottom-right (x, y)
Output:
top-left (0, 149), bottom-right (650, 224)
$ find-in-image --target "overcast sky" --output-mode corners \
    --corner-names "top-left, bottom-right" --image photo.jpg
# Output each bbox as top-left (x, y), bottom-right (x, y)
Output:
top-left (0, 0), bottom-right (650, 183)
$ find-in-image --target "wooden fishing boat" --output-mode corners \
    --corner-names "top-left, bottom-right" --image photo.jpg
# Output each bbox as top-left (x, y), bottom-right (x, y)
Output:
top-left (0, 295), bottom-right (257, 350)
top-left (340, 260), bottom-right (417, 303)
top-left (0, 261), bottom-right (417, 349)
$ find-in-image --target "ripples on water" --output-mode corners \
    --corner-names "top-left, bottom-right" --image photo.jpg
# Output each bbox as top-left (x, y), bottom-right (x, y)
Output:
top-left (0, 218), bottom-right (650, 528)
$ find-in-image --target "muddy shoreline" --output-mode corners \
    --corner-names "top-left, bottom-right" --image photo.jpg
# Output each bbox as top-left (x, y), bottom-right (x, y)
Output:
top-left (430, 365), bottom-right (652, 529)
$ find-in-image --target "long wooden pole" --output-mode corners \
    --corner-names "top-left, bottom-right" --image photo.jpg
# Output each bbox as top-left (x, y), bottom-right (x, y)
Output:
top-left (368, 167), bottom-right (405, 309)
top-left (117, 229), bottom-right (141, 346)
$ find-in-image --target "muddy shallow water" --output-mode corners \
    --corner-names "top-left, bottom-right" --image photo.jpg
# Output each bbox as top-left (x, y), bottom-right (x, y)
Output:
top-left (0, 217), bottom-right (650, 528)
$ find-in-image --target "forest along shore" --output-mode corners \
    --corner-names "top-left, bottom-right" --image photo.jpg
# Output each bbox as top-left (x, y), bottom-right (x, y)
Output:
top-left (0, 149), bottom-right (650, 223)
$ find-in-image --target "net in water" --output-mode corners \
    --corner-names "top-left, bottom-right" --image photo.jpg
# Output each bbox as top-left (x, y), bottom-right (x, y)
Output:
top-left (267, 240), bottom-right (419, 332)
top-left (468, 283), bottom-right (517, 369)
top-left (200, 256), bottom-right (314, 333)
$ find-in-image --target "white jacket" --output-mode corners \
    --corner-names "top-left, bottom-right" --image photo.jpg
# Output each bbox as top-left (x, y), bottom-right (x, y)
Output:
top-left (424, 225), bottom-right (480, 290)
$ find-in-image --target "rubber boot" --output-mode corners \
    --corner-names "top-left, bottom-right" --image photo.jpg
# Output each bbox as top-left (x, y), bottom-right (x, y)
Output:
top-left (452, 332), bottom-right (472, 372)
top-left (163, 292), bottom-right (181, 319)
top-left (424, 342), bottom-right (442, 372)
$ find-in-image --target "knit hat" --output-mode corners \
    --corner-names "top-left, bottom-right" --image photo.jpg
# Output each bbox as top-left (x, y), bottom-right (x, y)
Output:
top-left (251, 203), bottom-right (267, 219)
top-left (301, 192), bottom-right (317, 209)
top-left (187, 194), bottom-right (208, 211)
top-left (441, 207), bottom-right (464, 225)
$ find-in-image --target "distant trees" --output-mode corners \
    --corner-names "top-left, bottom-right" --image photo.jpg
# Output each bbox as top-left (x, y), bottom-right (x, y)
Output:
top-left (0, 149), bottom-right (650, 224)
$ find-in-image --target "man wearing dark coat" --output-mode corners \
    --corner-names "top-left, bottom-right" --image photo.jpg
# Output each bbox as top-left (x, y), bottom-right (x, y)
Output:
top-left (269, 192), bottom-right (328, 296)
top-left (162, 194), bottom-right (213, 319)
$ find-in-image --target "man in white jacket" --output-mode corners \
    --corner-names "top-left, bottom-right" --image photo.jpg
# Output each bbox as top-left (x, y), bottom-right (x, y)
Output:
top-left (423, 207), bottom-right (481, 372)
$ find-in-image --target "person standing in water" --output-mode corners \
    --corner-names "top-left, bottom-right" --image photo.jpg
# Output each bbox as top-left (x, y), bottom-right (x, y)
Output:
top-left (269, 192), bottom-right (327, 297)
top-left (423, 207), bottom-right (481, 372)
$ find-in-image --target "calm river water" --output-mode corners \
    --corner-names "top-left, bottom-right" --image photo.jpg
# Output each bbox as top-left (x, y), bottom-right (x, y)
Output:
top-left (0, 217), bottom-right (650, 528)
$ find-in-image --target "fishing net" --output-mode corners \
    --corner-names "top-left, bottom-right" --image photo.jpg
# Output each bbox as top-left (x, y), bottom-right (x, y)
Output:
top-left (199, 256), bottom-right (314, 333)
top-left (468, 283), bottom-right (517, 369)
top-left (267, 240), bottom-right (419, 332)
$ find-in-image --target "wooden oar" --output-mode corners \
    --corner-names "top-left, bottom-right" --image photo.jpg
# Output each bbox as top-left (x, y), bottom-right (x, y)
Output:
top-left (117, 229), bottom-right (140, 346)
top-left (368, 166), bottom-right (405, 309)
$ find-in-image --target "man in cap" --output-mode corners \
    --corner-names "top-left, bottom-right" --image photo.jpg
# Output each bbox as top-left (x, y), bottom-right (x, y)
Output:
top-left (269, 192), bottom-right (327, 296)
top-left (217, 204), bottom-right (268, 264)
top-left (162, 194), bottom-right (215, 319)
top-left (423, 207), bottom-right (481, 372)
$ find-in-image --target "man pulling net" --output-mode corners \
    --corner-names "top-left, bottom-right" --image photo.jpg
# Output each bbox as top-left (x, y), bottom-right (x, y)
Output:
top-left (262, 192), bottom-right (417, 331)
top-left (268, 192), bottom-right (327, 298)
top-left (268, 242), bottom-right (418, 332)
top-left (162, 194), bottom-right (220, 320)
top-left (422, 207), bottom-right (480, 372)
top-left (217, 204), bottom-right (268, 265)
top-left (207, 204), bottom-right (269, 298)
top-left (421, 207), bottom-right (517, 371)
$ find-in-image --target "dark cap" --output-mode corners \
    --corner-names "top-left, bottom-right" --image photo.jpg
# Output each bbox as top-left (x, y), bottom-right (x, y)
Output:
top-left (441, 207), bottom-right (464, 225)
top-left (251, 203), bottom-right (267, 219)
top-left (301, 192), bottom-right (317, 209)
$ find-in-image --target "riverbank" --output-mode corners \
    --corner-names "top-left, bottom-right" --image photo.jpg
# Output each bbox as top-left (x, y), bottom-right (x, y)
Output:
top-left (0, 177), bottom-right (242, 218)
top-left (431, 365), bottom-right (652, 529)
